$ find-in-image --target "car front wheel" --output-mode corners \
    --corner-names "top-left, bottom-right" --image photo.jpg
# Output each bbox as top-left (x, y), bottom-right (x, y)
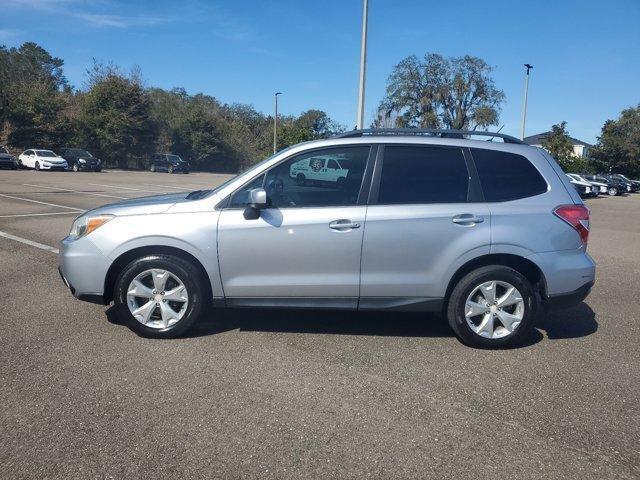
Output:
top-left (608, 187), bottom-right (618, 196)
top-left (446, 265), bottom-right (537, 348)
top-left (114, 255), bottom-right (206, 338)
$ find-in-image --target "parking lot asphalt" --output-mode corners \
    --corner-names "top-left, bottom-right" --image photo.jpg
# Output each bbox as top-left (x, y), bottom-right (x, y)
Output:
top-left (0, 169), bottom-right (638, 479)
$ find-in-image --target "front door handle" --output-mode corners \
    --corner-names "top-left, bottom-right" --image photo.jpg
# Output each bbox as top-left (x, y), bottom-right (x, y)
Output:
top-left (329, 219), bottom-right (361, 230)
top-left (452, 214), bottom-right (484, 225)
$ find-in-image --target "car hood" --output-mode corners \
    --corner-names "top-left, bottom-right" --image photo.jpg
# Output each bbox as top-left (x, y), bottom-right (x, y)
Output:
top-left (570, 180), bottom-right (592, 187)
top-left (42, 157), bottom-right (66, 162)
top-left (88, 192), bottom-right (196, 216)
top-left (0, 153), bottom-right (13, 160)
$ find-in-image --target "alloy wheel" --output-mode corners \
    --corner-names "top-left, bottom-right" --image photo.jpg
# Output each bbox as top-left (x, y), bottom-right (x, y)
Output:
top-left (126, 268), bottom-right (189, 329)
top-left (464, 280), bottom-right (525, 339)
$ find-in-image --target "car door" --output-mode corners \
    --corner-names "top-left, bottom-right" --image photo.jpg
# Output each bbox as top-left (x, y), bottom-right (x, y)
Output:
top-left (359, 144), bottom-right (491, 308)
top-left (217, 145), bottom-right (374, 308)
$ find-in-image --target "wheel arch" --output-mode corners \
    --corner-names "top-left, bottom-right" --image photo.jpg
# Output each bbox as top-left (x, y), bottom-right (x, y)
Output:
top-left (444, 253), bottom-right (547, 306)
top-left (103, 245), bottom-right (213, 304)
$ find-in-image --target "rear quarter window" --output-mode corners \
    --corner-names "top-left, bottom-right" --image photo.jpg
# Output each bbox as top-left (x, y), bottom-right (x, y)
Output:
top-left (471, 148), bottom-right (547, 202)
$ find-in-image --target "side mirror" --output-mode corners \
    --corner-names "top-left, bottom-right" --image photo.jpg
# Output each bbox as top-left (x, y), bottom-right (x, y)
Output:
top-left (243, 188), bottom-right (267, 220)
top-left (248, 188), bottom-right (267, 208)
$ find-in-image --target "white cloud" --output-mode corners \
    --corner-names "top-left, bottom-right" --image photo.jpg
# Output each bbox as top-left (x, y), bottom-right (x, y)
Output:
top-left (74, 13), bottom-right (168, 28)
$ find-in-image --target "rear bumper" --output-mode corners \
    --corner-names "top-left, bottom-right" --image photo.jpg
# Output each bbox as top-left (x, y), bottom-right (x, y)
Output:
top-left (528, 249), bottom-right (596, 300)
top-left (544, 281), bottom-right (594, 310)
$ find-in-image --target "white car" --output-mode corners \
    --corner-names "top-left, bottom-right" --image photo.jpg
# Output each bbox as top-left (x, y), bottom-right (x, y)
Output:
top-left (567, 173), bottom-right (607, 195)
top-left (565, 173), bottom-right (595, 197)
top-left (289, 155), bottom-right (350, 185)
top-left (18, 149), bottom-right (68, 171)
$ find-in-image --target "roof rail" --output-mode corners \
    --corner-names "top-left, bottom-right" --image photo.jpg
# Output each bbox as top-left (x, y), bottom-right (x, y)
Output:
top-left (333, 128), bottom-right (524, 144)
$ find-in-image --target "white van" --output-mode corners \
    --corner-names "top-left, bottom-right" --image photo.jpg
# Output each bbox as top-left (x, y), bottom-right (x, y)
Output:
top-left (289, 155), bottom-right (350, 185)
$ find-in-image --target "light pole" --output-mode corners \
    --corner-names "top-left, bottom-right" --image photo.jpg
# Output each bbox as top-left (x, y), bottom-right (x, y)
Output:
top-left (356, 0), bottom-right (369, 130)
top-left (520, 63), bottom-right (533, 140)
top-left (273, 92), bottom-right (282, 153)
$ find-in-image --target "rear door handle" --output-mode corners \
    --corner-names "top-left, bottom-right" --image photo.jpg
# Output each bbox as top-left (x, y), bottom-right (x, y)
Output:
top-left (452, 214), bottom-right (484, 225)
top-left (329, 219), bottom-right (361, 230)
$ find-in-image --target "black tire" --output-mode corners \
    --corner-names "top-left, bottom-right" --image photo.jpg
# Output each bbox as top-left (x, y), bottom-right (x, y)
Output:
top-left (72, 163), bottom-right (79, 172)
top-left (446, 265), bottom-right (538, 349)
top-left (150, 164), bottom-right (156, 172)
top-left (296, 173), bottom-right (306, 185)
top-left (35, 161), bottom-right (40, 171)
top-left (608, 187), bottom-right (618, 196)
top-left (168, 165), bottom-right (174, 174)
top-left (113, 254), bottom-right (206, 339)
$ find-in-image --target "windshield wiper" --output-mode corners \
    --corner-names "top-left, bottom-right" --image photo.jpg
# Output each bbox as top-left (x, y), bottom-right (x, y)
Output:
top-left (186, 189), bottom-right (211, 200)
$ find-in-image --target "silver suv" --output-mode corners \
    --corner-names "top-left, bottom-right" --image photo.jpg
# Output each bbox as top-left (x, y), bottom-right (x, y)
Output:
top-left (59, 129), bottom-right (595, 348)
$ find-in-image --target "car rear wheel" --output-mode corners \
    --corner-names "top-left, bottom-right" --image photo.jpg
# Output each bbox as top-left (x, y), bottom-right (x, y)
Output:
top-left (114, 255), bottom-right (206, 338)
top-left (446, 265), bottom-right (537, 348)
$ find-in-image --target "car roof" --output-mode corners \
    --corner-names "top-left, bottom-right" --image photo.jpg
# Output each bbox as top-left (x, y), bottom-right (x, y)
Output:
top-left (296, 134), bottom-right (542, 157)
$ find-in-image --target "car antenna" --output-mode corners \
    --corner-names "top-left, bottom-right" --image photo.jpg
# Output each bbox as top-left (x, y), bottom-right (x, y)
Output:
top-left (486, 125), bottom-right (505, 142)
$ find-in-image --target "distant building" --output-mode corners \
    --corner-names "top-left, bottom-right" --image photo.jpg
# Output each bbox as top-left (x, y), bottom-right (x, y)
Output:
top-left (524, 132), bottom-right (593, 158)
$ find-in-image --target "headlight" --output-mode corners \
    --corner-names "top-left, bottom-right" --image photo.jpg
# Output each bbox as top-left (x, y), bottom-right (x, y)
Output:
top-left (79, 158), bottom-right (86, 163)
top-left (69, 214), bottom-right (114, 239)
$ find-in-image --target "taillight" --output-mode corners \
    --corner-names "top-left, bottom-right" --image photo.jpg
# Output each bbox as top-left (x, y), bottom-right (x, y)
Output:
top-left (553, 204), bottom-right (590, 244)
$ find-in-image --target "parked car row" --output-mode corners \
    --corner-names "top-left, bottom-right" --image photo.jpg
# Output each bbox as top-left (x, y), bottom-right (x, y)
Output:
top-left (565, 172), bottom-right (639, 198)
top-left (1, 146), bottom-right (190, 173)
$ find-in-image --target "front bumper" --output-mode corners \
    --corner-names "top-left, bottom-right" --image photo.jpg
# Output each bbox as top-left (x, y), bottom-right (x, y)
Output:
top-left (58, 236), bottom-right (111, 304)
top-left (77, 162), bottom-right (101, 171)
top-left (41, 163), bottom-right (68, 170)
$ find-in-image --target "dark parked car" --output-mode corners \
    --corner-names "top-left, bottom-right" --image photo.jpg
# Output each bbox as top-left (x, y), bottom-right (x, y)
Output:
top-left (581, 174), bottom-right (626, 196)
top-left (0, 146), bottom-right (18, 170)
top-left (610, 174), bottom-right (640, 192)
top-left (598, 174), bottom-right (635, 194)
top-left (60, 148), bottom-right (102, 172)
top-left (150, 154), bottom-right (189, 174)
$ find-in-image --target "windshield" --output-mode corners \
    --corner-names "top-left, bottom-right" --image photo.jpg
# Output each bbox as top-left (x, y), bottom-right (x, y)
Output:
top-left (72, 149), bottom-right (92, 157)
top-left (0, 147), bottom-right (8, 154)
top-left (167, 154), bottom-right (184, 163)
top-left (199, 146), bottom-right (297, 198)
top-left (36, 150), bottom-right (57, 157)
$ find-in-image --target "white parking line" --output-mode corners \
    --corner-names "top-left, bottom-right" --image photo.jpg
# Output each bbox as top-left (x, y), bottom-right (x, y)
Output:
top-left (0, 193), bottom-right (84, 211)
top-left (0, 230), bottom-right (58, 254)
top-left (0, 212), bottom-right (79, 218)
top-left (22, 183), bottom-right (128, 200)
top-left (143, 183), bottom-right (193, 191)
top-left (89, 183), bottom-right (165, 193)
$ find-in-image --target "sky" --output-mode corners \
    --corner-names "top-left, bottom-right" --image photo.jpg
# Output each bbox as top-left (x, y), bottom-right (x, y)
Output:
top-left (1, 0), bottom-right (639, 143)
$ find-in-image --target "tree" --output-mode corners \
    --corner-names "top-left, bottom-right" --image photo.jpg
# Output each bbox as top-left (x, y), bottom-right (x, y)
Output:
top-left (278, 110), bottom-right (343, 149)
top-left (541, 121), bottom-right (575, 170)
top-left (376, 53), bottom-right (505, 130)
top-left (78, 63), bottom-right (156, 168)
top-left (0, 42), bottom-right (70, 148)
top-left (590, 105), bottom-right (640, 176)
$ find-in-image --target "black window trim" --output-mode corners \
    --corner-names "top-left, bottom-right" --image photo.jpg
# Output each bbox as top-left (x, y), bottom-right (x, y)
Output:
top-left (367, 143), bottom-right (480, 206)
top-left (220, 144), bottom-right (377, 210)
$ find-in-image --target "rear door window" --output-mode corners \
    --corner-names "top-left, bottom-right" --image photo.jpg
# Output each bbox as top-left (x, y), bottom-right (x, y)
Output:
top-left (376, 145), bottom-right (469, 204)
top-left (470, 148), bottom-right (548, 202)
